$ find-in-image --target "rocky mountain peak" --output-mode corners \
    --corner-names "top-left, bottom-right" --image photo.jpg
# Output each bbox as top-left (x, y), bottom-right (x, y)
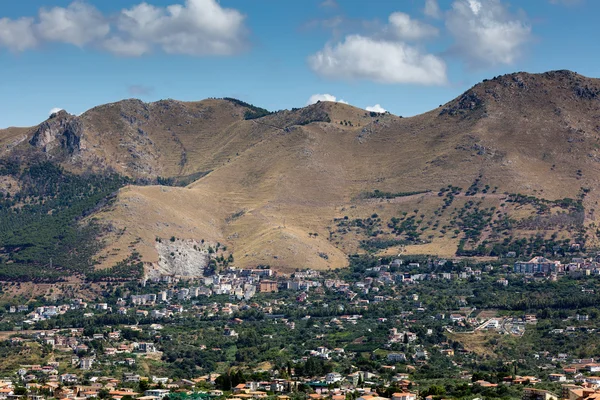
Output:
top-left (30, 111), bottom-right (82, 154)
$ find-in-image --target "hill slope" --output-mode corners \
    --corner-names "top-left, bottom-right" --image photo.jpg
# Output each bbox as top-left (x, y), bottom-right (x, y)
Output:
top-left (2, 70), bottom-right (600, 277)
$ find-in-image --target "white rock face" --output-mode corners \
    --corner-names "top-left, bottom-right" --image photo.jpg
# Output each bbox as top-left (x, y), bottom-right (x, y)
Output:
top-left (152, 239), bottom-right (210, 278)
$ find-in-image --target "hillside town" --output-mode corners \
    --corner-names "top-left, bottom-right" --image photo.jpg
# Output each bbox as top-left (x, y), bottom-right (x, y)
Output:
top-left (1, 253), bottom-right (600, 400)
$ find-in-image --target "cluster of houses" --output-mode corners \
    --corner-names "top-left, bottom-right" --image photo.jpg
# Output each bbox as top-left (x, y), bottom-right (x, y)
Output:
top-left (10, 327), bottom-right (162, 377)
top-left (513, 256), bottom-right (600, 277)
top-left (11, 361), bottom-right (600, 400)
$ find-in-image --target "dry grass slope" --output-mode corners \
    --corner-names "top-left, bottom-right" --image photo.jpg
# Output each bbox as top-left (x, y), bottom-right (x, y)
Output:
top-left (6, 70), bottom-right (600, 274)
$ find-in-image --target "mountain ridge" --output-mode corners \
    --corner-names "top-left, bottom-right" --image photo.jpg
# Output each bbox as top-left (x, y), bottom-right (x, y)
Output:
top-left (1, 69), bottom-right (600, 277)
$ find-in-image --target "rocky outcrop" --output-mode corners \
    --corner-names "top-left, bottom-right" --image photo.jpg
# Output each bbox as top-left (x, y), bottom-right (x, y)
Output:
top-left (439, 90), bottom-right (485, 117)
top-left (29, 110), bottom-right (82, 154)
top-left (151, 239), bottom-right (210, 278)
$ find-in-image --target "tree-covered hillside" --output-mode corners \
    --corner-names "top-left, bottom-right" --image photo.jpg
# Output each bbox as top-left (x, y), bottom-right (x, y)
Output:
top-left (0, 161), bottom-right (128, 281)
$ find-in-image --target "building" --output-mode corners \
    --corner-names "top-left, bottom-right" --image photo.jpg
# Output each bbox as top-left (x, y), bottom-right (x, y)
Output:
top-left (80, 358), bottom-right (93, 370)
top-left (392, 393), bottom-right (416, 400)
top-left (387, 353), bottom-right (407, 363)
top-left (414, 349), bottom-right (429, 360)
top-left (548, 374), bottom-right (566, 382)
top-left (144, 390), bottom-right (171, 398)
top-left (259, 280), bottom-right (278, 293)
top-left (450, 314), bottom-right (465, 322)
top-left (522, 389), bottom-right (558, 400)
top-left (224, 327), bottom-right (239, 337)
top-left (325, 373), bottom-right (342, 384)
top-left (60, 374), bottom-right (78, 384)
top-left (514, 257), bottom-right (561, 275)
top-left (123, 373), bottom-right (141, 383)
top-left (587, 364), bottom-right (600, 372)
top-left (136, 343), bottom-right (156, 353)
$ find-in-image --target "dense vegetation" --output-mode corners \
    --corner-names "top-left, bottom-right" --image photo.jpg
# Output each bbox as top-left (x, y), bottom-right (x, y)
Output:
top-left (0, 161), bottom-right (128, 281)
top-left (222, 98), bottom-right (273, 120)
top-left (361, 190), bottom-right (431, 200)
top-left (85, 253), bottom-right (144, 282)
top-left (156, 170), bottom-right (212, 187)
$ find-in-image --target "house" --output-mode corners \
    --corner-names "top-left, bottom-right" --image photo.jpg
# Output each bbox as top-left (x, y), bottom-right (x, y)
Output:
top-left (136, 343), bottom-right (156, 353)
top-left (123, 373), bottom-right (141, 383)
top-left (450, 314), bottom-right (465, 322)
top-left (109, 390), bottom-right (140, 398)
top-left (357, 396), bottom-right (388, 400)
top-left (512, 376), bottom-right (541, 385)
top-left (259, 280), bottom-right (278, 293)
top-left (514, 257), bottom-right (561, 275)
top-left (525, 315), bottom-right (538, 324)
top-left (80, 358), bottom-right (94, 370)
top-left (441, 349), bottom-right (455, 356)
top-left (60, 374), bottom-right (78, 384)
top-left (387, 353), bottom-right (407, 363)
top-left (224, 327), bottom-right (238, 337)
top-left (144, 389), bottom-right (171, 398)
top-left (414, 349), bottom-right (429, 360)
top-left (586, 364), bottom-right (600, 373)
top-left (548, 374), bottom-right (566, 382)
top-left (0, 388), bottom-right (13, 399)
top-left (233, 384), bottom-right (247, 394)
top-left (475, 381), bottom-right (498, 388)
top-left (108, 331), bottom-right (121, 340)
top-left (522, 388), bottom-right (558, 400)
top-left (586, 377), bottom-right (600, 385)
top-left (325, 373), bottom-right (342, 384)
top-left (392, 393), bottom-right (416, 400)
top-left (297, 292), bottom-right (308, 303)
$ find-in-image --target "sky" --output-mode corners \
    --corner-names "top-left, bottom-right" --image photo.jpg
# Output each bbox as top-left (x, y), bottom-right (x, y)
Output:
top-left (0, 0), bottom-right (598, 128)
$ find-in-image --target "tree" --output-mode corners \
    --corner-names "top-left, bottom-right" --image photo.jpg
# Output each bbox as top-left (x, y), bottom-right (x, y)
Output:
top-left (138, 380), bottom-right (150, 393)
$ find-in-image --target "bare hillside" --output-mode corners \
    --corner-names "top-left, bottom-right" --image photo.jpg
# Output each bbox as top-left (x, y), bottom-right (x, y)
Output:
top-left (3, 70), bottom-right (600, 275)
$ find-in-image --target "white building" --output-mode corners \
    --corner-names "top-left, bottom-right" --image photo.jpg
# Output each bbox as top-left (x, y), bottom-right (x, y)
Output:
top-left (387, 353), bottom-right (407, 363)
top-left (144, 389), bottom-right (171, 398)
top-left (80, 358), bottom-right (94, 370)
top-left (325, 372), bottom-right (342, 384)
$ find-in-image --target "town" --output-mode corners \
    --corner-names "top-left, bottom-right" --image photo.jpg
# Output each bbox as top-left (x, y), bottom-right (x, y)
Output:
top-left (1, 253), bottom-right (600, 400)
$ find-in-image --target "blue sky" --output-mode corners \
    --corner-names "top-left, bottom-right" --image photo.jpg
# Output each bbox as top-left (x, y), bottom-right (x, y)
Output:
top-left (0, 0), bottom-right (597, 127)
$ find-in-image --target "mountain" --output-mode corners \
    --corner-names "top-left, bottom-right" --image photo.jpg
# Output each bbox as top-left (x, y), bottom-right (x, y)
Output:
top-left (1, 70), bottom-right (600, 280)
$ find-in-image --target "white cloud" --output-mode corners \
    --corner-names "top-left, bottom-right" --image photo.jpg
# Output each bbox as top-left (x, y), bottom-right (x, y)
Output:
top-left (0, 17), bottom-right (38, 51)
top-left (424, 0), bottom-right (442, 18)
top-left (309, 35), bottom-right (447, 85)
top-left (49, 107), bottom-right (64, 116)
top-left (37, 1), bottom-right (109, 47)
top-left (388, 12), bottom-right (438, 40)
top-left (366, 104), bottom-right (387, 113)
top-left (320, 0), bottom-right (339, 8)
top-left (128, 84), bottom-right (154, 96)
top-left (306, 94), bottom-right (349, 106)
top-left (309, 9), bottom-right (446, 86)
top-left (549, 0), bottom-right (583, 5)
top-left (112, 0), bottom-right (247, 56)
top-left (0, 0), bottom-right (248, 57)
top-left (102, 37), bottom-right (149, 56)
top-left (446, 0), bottom-right (531, 67)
